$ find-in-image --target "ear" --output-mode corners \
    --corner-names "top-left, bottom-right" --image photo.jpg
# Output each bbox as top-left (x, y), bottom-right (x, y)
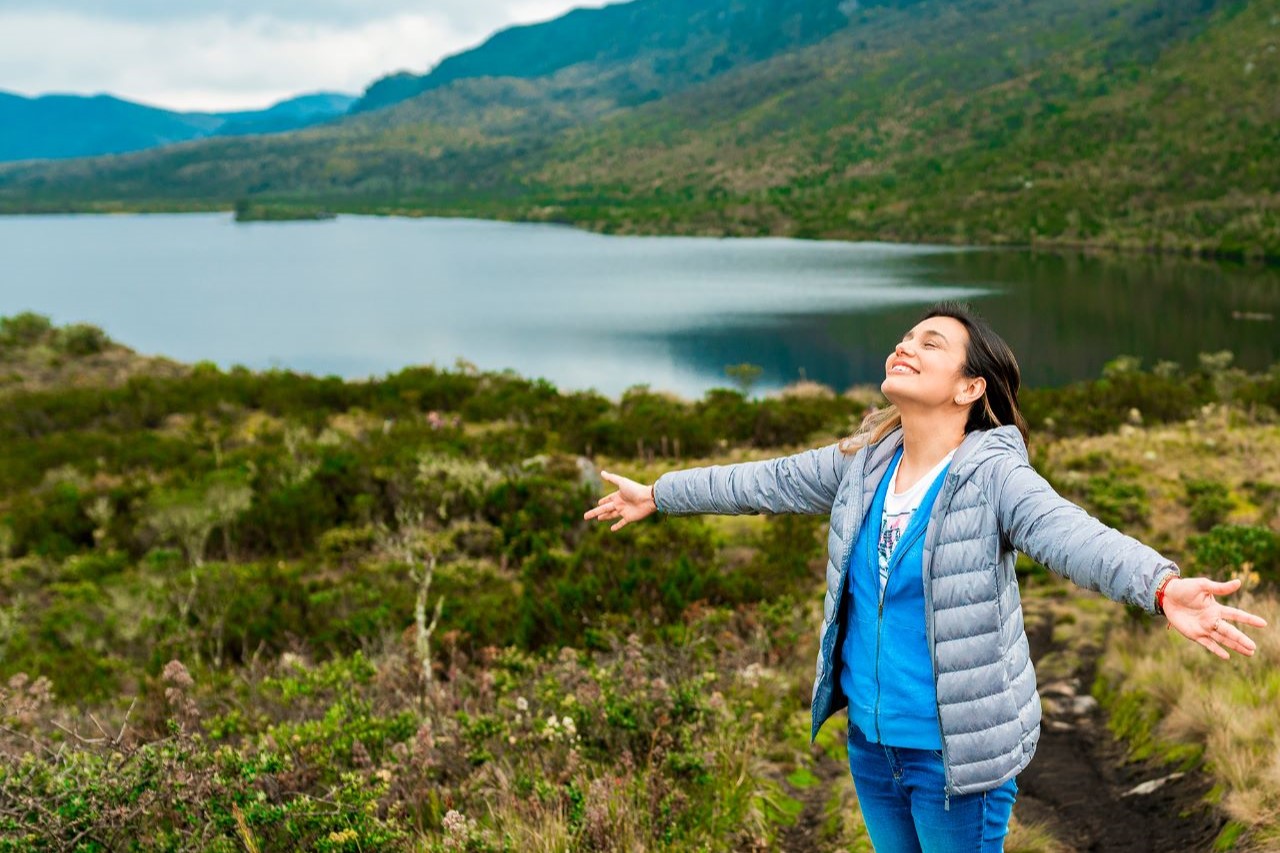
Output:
top-left (954, 375), bottom-right (986, 407)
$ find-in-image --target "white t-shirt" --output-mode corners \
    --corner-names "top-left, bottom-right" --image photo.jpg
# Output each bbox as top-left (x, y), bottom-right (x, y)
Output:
top-left (878, 449), bottom-right (956, 594)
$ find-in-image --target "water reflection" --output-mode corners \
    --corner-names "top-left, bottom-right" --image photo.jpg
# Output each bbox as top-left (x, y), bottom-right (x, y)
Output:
top-left (658, 249), bottom-right (1280, 393)
top-left (0, 213), bottom-right (1276, 399)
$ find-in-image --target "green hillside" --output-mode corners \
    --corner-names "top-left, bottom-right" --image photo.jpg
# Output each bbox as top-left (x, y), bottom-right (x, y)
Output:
top-left (535, 0), bottom-right (1278, 256)
top-left (352, 0), bottom-right (864, 112)
top-left (0, 0), bottom-right (1275, 258)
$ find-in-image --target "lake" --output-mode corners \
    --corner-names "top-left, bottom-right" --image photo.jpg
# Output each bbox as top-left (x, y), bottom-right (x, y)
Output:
top-left (2, 212), bottom-right (1278, 399)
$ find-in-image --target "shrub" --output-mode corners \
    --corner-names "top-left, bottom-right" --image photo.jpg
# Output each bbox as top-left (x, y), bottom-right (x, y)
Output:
top-left (1183, 477), bottom-right (1233, 532)
top-left (1189, 525), bottom-right (1280, 585)
top-left (1083, 474), bottom-right (1149, 529)
top-left (0, 312), bottom-right (53, 349)
top-left (54, 323), bottom-right (112, 357)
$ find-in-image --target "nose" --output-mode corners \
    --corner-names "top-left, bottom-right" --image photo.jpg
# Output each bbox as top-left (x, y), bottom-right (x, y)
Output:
top-left (894, 340), bottom-right (914, 358)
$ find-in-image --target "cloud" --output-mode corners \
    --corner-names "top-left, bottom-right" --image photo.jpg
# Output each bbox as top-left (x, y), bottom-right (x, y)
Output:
top-left (0, 1), bottom-right (602, 29)
top-left (0, 0), bottom-right (611, 111)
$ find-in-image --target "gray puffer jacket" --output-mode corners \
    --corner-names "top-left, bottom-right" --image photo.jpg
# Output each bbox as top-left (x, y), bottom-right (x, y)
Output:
top-left (653, 424), bottom-right (1179, 796)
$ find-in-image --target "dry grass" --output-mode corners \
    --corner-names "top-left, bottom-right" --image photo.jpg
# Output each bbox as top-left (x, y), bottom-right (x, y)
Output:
top-left (1040, 409), bottom-right (1280, 551)
top-left (1007, 816), bottom-right (1072, 853)
top-left (1099, 591), bottom-right (1280, 848)
top-left (771, 380), bottom-right (837, 400)
top-left (0, 341), bottom-right (188, 396)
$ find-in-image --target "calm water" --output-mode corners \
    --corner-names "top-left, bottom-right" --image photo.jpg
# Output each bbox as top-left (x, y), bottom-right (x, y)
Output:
top-left (2, 213), bottom-right (1278, 399)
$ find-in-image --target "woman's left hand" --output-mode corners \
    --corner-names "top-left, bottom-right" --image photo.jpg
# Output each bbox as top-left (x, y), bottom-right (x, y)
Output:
top-left (1163, 577), bottom-right (1268, 659)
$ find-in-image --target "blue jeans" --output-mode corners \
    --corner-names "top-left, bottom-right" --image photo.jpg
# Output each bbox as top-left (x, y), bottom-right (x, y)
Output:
top-left (847, 723), bottom-right (1017, 853)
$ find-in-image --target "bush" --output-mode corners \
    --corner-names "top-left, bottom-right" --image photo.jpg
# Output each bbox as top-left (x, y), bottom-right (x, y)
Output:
top-left (0, 312), bottom-right (53, 349)
top-left (54, 323), bottom-right (112, 357)
top-left (1084, 474), bottom-right (1149, 529)
top-left (1189, 525), bottom-right (1280, 585)
top-left (516, 520), bottom-right (723, 649)
top-left (1183, 477), bottom-right (1233, 532)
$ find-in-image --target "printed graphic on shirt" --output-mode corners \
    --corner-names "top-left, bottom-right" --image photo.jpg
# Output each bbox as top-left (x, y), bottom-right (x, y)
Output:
top-left (877, 448), bottom-right (956, 595)
top-left (878, 509), bottom-right (914, 591)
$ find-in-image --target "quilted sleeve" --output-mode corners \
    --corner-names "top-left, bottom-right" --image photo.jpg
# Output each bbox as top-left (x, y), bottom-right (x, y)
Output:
top-left (990, 453), bottom-right (1179, 613)
top-left (652, 441), bottom-right (852, 517)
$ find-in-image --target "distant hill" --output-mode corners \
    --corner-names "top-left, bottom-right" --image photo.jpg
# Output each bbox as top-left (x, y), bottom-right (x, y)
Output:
top-left (0, 91), bottom-right (356, 162)
top-left (0, 0), bottom-right (1274, 259)
top-left (214, 93), bottom-right (358, 137)
top-left (352, 0), bottom-right (868, 113)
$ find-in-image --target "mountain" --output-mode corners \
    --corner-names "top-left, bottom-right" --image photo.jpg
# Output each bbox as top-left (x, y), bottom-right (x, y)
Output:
top-left (0, 93), bottom-right (222, 161)
top-left (0, 91), bottom-right (356, 162)
top-left (214, 93), bottom-right (358, 137)
top-left (0, 0), bottom-right (1274, 259)
top-left (352, 0), bottom-right (867, 113)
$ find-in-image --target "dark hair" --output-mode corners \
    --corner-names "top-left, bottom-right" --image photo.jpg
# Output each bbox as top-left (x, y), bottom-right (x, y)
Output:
top-left (841, 300), bottom-right (1029, 453)
top-left (922, 300), bottom-right (1029, 445)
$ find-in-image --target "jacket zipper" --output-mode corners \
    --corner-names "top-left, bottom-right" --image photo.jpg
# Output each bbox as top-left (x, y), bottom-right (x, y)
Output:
top-left (924, 471), bottom-right (961, 810)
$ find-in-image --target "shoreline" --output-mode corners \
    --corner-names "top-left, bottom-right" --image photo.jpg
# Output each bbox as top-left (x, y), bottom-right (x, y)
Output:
top-left (0, 202), bottom-right (1276, 267)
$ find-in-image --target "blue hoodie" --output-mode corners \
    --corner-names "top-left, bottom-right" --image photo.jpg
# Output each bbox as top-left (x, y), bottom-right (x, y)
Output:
top-left (841, 445), bottom-right (950, 748)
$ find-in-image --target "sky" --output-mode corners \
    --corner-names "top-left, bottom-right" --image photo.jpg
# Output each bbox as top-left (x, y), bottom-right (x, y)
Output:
top-left (0, 0), bottom-right (611, 112)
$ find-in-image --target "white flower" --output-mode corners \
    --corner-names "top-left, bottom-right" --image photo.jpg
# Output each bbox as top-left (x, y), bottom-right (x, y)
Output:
top-left (515, 696), bottom-right (529, 712)
top-left (443, 809), bottom-right (468, 837)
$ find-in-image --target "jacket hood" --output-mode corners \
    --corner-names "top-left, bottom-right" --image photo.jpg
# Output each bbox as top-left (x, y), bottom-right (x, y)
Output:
top-left (869, 424), bottom-right (1029, 482)
top-left (957, 424), bottom-right (1030, 469)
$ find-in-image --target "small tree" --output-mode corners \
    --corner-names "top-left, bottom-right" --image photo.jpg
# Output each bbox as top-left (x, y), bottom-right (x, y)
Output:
top-left (85, 496), bottom-right (114, 550)
top-left (725, 362), bottom-right (764, 397)
top-left (413, 550), bottom-right (444, 693)
top-left (142, 473), bottom-right (253, 631)
top-left (144, 489), bottom-right (217, 569)
top-left (204, 472), bottom-right (253, 562)
top-left (378, 506), bottom-right (445, 706)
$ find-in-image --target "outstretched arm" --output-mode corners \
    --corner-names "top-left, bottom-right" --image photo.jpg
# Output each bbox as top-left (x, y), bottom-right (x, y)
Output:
top-left (652, 441), bottom-right (851, 517)
top-left (583, 441), bottom-right (853, 531)
top-left (993, 457), bottom-right (1266, 658)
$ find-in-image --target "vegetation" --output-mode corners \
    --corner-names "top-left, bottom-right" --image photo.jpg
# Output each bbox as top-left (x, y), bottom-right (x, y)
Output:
top-left (0, 314), bottom-right (1277, 849)
top-left (1098, 590), bottom-right (1280, 850)
top-left (531, 0), bottom-right (1280, 260)
top-left (233, 200), bottom-right (336, 223)
top-left (0, 0), bottom-right (1275, 259)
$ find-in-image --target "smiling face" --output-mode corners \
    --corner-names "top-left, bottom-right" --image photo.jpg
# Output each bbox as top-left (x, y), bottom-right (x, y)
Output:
top-left (881, 315), bottom-right (985, 411)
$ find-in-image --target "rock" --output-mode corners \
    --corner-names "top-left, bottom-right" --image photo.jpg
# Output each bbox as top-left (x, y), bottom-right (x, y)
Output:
top-left (1122, 773), bottom-right (1185, 797)
top-left (1040, 680), bottom-right (1079, 698)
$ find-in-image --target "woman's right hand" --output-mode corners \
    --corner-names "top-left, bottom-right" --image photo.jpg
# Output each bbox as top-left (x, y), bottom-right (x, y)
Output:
top-left (583, 470), bottom-right (657, 532)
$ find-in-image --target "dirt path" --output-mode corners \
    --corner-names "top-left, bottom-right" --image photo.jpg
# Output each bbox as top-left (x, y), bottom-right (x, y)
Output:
top-left (776, 724), bottom-right (850, 851)
top-left (775, 599), bottom-right (1226, 852)
top-left (1015, 605), bottom-right (1224, 852)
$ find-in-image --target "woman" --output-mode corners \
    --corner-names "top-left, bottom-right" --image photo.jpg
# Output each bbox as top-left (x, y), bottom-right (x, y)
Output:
top-left (582, 302), bottom-right (1266, 852)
